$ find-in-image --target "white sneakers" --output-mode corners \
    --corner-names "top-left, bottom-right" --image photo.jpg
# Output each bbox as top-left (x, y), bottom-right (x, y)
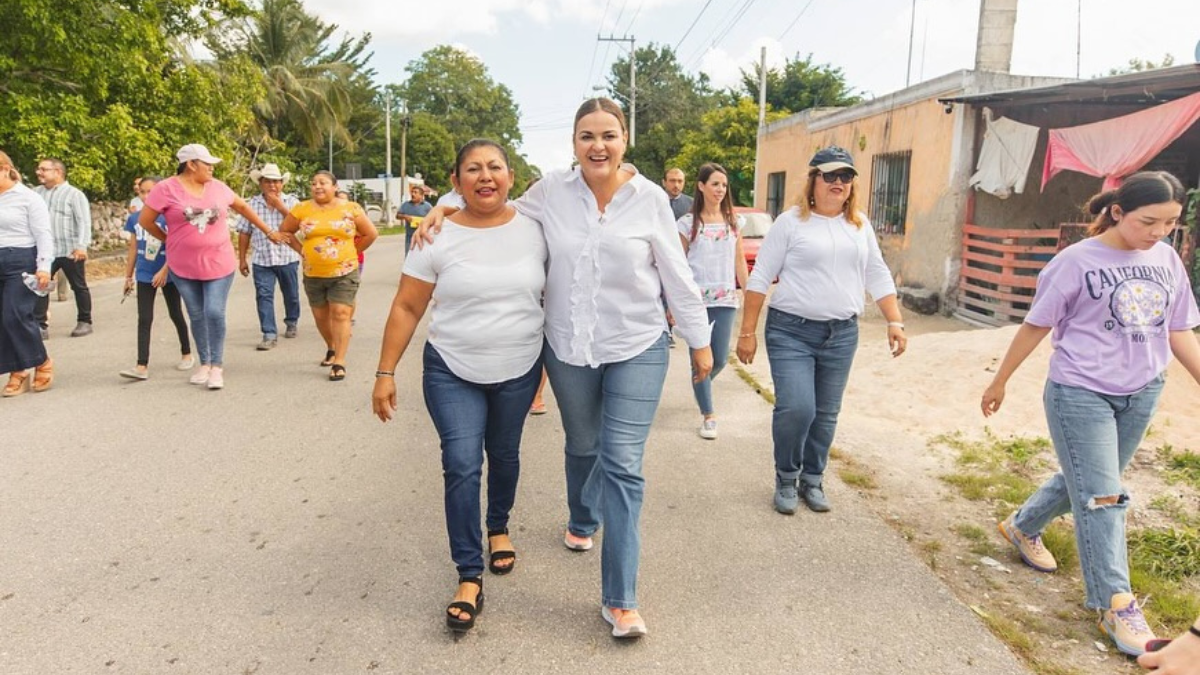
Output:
top-left (698, 418), bottom-right (718, 440)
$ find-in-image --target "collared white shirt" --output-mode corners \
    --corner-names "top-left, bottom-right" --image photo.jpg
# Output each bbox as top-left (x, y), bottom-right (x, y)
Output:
top-left (516, 166), bottom-right (710, 367)
top-left (0, 183), bottom-right (54, 272)
top-left (235, 193), bottom-right (301, 267)
top-left (747, 207), bottom-right (897, 320)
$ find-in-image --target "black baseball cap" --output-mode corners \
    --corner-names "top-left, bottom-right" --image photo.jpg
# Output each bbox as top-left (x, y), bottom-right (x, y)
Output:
top-left (809, 146), bottom-right (856, 174)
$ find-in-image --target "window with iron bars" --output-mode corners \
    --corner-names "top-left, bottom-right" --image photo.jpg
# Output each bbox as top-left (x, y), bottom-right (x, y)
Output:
top-left (869, 152), bottom-right (911, 235)
top-left (766, 172), bottom-right (786, 218)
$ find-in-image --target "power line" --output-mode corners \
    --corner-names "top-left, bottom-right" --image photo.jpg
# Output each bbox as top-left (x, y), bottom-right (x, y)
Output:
top-left (673, 0), bottom-right (715, 54)
top-left (581, 0), bottom-right (615, 98)
top-left (777, 0), bottom-right (815, 41)
top-left (687, 0), bottom-right (759, 71)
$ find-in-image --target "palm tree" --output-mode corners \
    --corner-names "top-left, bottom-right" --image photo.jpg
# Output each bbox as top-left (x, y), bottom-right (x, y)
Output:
top-left (209, 0), bottom-right (372, 150)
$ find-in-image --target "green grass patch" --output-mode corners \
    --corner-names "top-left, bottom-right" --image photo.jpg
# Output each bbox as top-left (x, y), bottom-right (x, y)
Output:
top-left (941, 471), bottom-right (1036, 505)
top-left (733, 363), bottom-right (775, 405)
top-left (954, 523), bottom-right (989, 543)
top-left (1039, 522), bottom-right (1078, 572)
top-left (1129, 528), bottom-right (1200, 581)
top-left (977, 611), bottom-right (1083, 675)
top-left (1159, 444), bottom-right (1200, 490)
top-left (376, 225), bottom-right (405, 237)
top-left (837, 467), bottom-right (877, 490)
top-left (1148, 494), bottom-right (1198, 528)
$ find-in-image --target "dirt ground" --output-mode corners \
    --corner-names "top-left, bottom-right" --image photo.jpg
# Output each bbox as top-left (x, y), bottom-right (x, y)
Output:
top-left (819, 314), bottom-right (1199, 674)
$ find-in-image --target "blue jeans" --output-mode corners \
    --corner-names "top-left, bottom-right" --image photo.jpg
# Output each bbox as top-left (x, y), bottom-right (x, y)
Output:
top-left (543, 333), bottom-right (669, 610)
top-left (422, 343), bottom-right (542, 580)
top-left (1012, 377), bottom-right (1164, 609)
top-left (252, 262), bottom-right (301, 339)
top-left (765, 308), bottom-right (859, 486)
top-left (692, 306), bottom-right (736, 415)
top-left (170, 272), bottom-right (234, 367)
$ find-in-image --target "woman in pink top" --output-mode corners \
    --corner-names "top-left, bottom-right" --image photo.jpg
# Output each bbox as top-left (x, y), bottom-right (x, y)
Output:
top-left (981, 172), bottom-right (1200, 657)
top-left (140, 144), bottom-right (284, 390)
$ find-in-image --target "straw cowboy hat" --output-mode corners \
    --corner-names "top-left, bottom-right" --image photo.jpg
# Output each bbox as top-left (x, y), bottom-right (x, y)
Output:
top-left (249, 163), bottom-right (291, 183)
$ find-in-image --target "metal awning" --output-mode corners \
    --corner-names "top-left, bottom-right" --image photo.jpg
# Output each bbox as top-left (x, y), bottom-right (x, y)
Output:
top-left (939, 64), bottom-right (1200, 106)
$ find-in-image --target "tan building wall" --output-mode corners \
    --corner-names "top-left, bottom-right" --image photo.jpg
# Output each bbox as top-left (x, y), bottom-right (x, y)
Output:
top-left (755, 70), bottom-right (1071, 307)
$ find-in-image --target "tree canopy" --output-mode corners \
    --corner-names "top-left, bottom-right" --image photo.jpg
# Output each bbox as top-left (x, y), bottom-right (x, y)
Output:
top-left (671, 98), bottom-right (788, 206)
top-left (740, 54), bottom-right (861, 114)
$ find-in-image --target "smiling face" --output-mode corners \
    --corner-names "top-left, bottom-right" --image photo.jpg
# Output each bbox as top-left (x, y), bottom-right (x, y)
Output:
top-left (697, 170), bottom-right (728, 209)
top-left (811, 170), bottom-right (855, 210)
top-left (573, 110), bottom-right (627, 186)
top-left (1110, 201), bottom-right (1181, 250)
top-left (452, 145), bottom-right (513, 214)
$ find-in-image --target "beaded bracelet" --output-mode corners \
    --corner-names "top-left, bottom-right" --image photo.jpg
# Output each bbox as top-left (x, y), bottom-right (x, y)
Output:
top-left (375, 370), bottom-right (395, 378)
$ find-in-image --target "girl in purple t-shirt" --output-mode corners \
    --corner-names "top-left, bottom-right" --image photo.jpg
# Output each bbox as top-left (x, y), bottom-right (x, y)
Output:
top-left (981, 172), bottom-right (1200, 657)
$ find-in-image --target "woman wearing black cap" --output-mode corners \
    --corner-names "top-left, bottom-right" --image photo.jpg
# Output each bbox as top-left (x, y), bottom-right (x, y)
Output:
top-left (735, 146), bottom-right (907, 515)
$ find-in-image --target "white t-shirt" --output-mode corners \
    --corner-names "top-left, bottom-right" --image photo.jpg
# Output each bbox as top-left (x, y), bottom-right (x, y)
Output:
top-left (677, 213), bottom-right (742, 308)
top-left (746, 207), bottom-right (896, 321)
top-left (402, 212), bottom-right (546, 384)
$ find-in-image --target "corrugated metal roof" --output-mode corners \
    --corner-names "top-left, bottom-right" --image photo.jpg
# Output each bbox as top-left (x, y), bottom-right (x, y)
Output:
top-left (939, 64), bottom-right (1200, 106)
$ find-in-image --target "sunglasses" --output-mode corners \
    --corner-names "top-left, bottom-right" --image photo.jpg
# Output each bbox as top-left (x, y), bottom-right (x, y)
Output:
top-left (818, 171), bottom-right (855, 184)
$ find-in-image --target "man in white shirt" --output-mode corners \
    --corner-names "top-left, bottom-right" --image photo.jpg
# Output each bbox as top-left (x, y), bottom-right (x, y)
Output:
top-left (33, 158), bottom-right (93, 338)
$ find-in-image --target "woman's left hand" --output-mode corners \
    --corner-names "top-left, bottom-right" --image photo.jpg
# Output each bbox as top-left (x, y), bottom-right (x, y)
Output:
top-left (691, 346), bottom-right (714, 384)
top-left (372, 377), bottom-right (397, 423)
top-left (266, 230), bottom-right (286, 245)
top-left (887, 325), bottom-right (907, 358)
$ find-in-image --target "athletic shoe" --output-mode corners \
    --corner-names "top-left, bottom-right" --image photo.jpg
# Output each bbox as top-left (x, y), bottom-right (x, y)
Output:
top-left (998, 514), bottom-right (1058, 572)
top-left (284, 325), bottom-right (298, 339)
top-left (698, 418), bottom-right (718, 440)
top-left (801, 482), bottom-right (831, 512)
top-left (189, 365), bottom-right (211, 385)
top-left (206, 367), bottom-right (224, 390)
top-left (601, 606), bottom-right (647, 639)
top-left (257, 338), bottom-right (277, 351)
top-left (176, 357), bottom-right (195, 371)
top-left (1100, 596), bottom-right (1157, 656)
top-left (774, 476), bottom-right (798, 515)
top-left (70, 321), bottom-right (93, 337)
top-left (119, 368), bottom-right (148, 381)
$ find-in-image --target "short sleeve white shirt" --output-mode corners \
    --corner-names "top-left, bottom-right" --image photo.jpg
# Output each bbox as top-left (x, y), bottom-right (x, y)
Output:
top-left (678, 213), bottom-right (741, 308)
top-left (402, 212), bottom-right (546, 384)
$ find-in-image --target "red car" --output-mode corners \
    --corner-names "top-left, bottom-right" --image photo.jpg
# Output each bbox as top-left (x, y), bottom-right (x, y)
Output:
top-left (735, 207), bottom-right (774, 275)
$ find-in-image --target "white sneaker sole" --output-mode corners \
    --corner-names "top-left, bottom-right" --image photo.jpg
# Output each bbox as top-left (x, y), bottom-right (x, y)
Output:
top-left (601, 606), bottom-right (647, 638)
top-left (563, 532), bottom-right (593, 551)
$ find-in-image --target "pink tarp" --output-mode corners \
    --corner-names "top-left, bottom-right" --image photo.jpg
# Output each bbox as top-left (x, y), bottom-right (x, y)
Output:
top-left (1041, 89), bottom-right (1200, 191)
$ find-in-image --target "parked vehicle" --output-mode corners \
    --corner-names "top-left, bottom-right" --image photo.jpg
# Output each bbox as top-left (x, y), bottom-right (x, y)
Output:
top-left (736, 207), bottom-right (774, 274)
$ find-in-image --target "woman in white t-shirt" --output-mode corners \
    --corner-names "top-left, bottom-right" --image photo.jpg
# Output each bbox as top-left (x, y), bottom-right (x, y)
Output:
top-left (677, 162), bottom-right (749, 440)
top-left (737, 146), bottom-right (907, 516)
top-left (372, 140), bottom-right (546, 634)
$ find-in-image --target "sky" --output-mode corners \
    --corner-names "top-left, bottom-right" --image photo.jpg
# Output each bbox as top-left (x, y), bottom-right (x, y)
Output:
top-left (301, 0), bottom-right (1200, 174)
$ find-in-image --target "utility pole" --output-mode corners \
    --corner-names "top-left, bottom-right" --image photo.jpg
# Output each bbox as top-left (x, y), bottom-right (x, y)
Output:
top-left (905, 0), bottom-right (917, 87)
top-left (597, 34), bottom-right (636, 146)
top-left (328, 122), bottom-right (333, 173)
top-left (384, 90), bottom-right (393, 224)
top-left (399, 100), bottom-right (410, 206)
top-left (1075, 0), bottom-right (1082, 78)
top-left (754, 46), bottom-right (767, 208)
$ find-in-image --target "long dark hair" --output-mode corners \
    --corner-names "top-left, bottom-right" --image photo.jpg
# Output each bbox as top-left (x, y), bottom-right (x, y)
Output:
top-left (689, 162), bottom-right (736, 241)
top-left (1085, 171), bottom-right (1185, 237)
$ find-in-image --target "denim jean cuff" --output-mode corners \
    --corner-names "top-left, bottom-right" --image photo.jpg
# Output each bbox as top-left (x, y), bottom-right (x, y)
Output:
top-left (602, 597), bottom-right (638, 610)
top-left (799, 474), bottom-right (824, 487)
top-left (776, 470), bottom-right (800, 481)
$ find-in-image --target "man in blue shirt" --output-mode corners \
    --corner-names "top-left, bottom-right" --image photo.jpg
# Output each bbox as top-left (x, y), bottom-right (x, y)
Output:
top-left (398, 184), bottom-right (432, 254)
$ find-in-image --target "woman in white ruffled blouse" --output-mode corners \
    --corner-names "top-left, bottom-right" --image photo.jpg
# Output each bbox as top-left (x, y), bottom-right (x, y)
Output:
top-left (420, 98), bottom-right (712, 639)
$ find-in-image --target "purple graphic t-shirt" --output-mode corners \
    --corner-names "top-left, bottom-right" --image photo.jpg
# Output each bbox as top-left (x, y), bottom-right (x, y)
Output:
top-left (1025, 238), bottom-right (1200, 395)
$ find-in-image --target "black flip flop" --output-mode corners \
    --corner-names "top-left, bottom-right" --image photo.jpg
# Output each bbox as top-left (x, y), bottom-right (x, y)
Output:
top-left (329, 364), bottom-right (346, 381)
top-left (320, 349), bottom-right (335, 367)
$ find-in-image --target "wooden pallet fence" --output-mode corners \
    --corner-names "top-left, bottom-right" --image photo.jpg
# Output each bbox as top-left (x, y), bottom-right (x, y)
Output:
top-left (956, 223), bottom-right (1061, 326)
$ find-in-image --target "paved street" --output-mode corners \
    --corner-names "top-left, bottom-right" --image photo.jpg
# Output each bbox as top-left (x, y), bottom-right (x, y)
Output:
top-left (0, 235), bottom-right (1030, 674)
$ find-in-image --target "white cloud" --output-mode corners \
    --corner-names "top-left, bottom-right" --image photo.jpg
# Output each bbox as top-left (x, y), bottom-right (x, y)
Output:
top-left (698, 37), bottom-right (787, 92)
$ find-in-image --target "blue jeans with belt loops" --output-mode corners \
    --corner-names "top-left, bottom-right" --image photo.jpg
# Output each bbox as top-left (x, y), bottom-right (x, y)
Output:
top-left (765, 308), bottom-right (859, 487)
top-left (422, 342), bottom-right (543, 580)
top-left (543, 333), bottom-right (669, 610)
top-left (1011, 376), bottom-right (1164, 610)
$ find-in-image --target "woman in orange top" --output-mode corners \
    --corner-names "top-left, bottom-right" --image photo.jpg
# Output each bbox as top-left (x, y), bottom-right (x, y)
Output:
top-left (279, 171), bottom-right (377, 380)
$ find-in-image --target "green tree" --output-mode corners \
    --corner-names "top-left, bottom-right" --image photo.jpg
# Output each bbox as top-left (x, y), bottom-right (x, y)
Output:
top-left (606, 44), bottom-right (718, 179)
top-left (207, 0), bottom-right (373, 151)
top-left (398, 46), bottom-right (535, 190)
top-left (1105, 54), bottom-right (1176, 76)
top-left (0, 0), bottom-right (260, 198)
top-left (740, 54), bottom-right (861, 114)
top-left (671, 98), bottom-right (788, 206)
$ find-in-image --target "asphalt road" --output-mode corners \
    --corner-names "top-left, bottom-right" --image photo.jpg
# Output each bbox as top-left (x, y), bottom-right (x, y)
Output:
top-left (0, 235), bottom-right (1030, 674)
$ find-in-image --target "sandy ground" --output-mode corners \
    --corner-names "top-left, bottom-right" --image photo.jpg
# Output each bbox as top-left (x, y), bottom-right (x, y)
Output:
top-left (737, 311), bottom-right (1199, 675)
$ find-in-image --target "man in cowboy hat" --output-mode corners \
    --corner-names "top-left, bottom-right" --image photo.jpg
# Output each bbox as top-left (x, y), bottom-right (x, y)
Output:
top-left (235, 163), bottom-right (301, 350)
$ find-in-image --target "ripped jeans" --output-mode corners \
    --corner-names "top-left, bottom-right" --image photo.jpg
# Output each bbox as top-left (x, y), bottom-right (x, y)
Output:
top-left (1012, 376), bottom-right (1164, 609)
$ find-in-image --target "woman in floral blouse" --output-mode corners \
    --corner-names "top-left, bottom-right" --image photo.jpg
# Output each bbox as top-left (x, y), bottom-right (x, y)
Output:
top-left (280, 171), bottom-right (377, 381)
top-left (677, 162), bottom-right (749, 441)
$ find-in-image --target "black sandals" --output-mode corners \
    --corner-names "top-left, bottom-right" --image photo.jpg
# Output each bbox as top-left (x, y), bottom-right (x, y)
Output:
top-left (329, 364), bottom-right (346, 381)
top-left (487, 528), bottom-right (516, 575)
top-left (445, 577), bottom-right (484, 632)
top-left (320, 349), bottom-right (335, 367)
